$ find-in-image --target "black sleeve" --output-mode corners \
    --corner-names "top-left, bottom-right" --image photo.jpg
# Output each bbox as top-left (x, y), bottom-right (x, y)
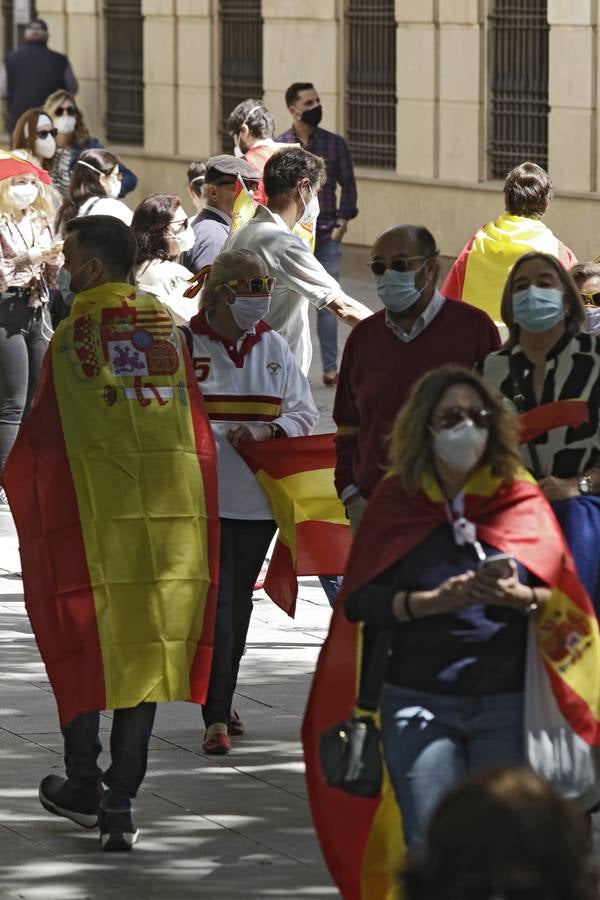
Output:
top-left (345, 582), bottom-right (397, 626)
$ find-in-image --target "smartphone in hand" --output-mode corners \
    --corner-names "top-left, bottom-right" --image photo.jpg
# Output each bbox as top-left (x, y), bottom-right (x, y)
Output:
top-left (479, 553), bottom-right (514, 579)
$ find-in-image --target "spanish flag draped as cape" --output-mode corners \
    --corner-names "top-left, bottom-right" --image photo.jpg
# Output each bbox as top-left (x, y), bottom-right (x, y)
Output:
top-left (302, 466), bottom-right (600, 900)
top-left (3, 284), bottom-right (220, 726)
top-left (442, 213), bottom-right (576, 323)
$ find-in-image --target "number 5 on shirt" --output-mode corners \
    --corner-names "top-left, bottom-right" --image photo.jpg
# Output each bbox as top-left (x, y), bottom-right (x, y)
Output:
top-left (193, 356), bottom-right (211, 382)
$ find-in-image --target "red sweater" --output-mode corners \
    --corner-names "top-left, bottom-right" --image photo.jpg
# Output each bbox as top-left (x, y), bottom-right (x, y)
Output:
top-left (333, 299), bottom-right (500, 497)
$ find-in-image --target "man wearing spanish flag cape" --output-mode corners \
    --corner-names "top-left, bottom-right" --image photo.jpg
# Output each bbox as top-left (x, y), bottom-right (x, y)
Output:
top-left (3, 216), bottom-right (219, 851)
top-left (302, 367), bottom-right (600, 900)
top-left (443, 162), bottom-right (576, 325)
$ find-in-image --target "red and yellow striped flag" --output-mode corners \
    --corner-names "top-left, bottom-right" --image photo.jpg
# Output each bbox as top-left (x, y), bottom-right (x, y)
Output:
top-left (4, 284), bottom-right (220, 725)
top-left (442, 213), bottom-right (575, 323)
top-left (236, 434), bottom-right (351, 616)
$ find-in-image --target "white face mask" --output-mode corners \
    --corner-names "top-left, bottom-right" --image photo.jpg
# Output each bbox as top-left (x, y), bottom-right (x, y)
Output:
top-left (297, 184), bottom-right (320, 227)
top-left (171, 225), bottom-right (195, 253)
top-left (430, 420), bottom-right (488, 474)
top-left (9, 183), bottom-right (38, 209)
top-left (35, 134), bottom-right (56, 159)
top-left (55, 115), bottom-right (76, 135)
top-left (229, 293), bottom-right (271, 332)
top-left (103, 176), bottom-right (121, 199)
top-left (584, 306), bottom-right (600, 336)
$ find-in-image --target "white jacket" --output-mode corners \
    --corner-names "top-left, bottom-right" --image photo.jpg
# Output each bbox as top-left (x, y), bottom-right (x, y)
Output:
top-left (185, 310), bottom-right (318, 519)
top-left (135, 259), bottom-right (198, 325)
top-left (224, 205), bottom-right (350, 374)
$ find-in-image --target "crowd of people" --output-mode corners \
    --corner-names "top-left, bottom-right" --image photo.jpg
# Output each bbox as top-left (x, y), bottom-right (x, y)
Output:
top-left (1, 14), bottom-right (600, 898)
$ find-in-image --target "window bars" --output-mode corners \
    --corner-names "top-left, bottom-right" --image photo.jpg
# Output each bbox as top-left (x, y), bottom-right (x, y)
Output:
top-left (489, 0), bottom-right (549, 178)
top-left (219, 0), bottom-right (263, 152)
top-left (104, 0), bottom-right (144, 146)
top-left (346, 0), bottom-right (397, 169)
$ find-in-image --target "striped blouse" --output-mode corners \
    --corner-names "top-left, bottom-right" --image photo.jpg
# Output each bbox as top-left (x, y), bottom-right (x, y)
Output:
top-left (480, 332), bottom-right (600, 479)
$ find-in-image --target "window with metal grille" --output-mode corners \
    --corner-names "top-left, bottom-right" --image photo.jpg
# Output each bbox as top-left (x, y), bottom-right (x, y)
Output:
top-left (219, 0), bottom-right (263, 152)
top-left (346, 0), bottom-right (397, 169)
top-left (2, 1), bottom-right (37, 55)
top-left (104, 0), bottom-right (144, 145)
top-left (489, 0), bottom-right (549, 179)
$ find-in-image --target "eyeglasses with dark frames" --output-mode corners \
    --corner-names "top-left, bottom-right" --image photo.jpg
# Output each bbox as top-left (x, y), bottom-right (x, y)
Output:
top-left (369, 255), bottom-right (431, 277)
top-left (55, 105), bottom-right (77, 116)
top-left (37, 128), bottom-right (58, 140)
top-left (432, 406), bottom-right (492, 431)
top-left (169, 217), bottom-right (189, 235)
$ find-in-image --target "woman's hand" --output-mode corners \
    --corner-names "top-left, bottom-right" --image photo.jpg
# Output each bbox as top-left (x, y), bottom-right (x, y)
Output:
top-left (29, 245), bottom-right (62, 266)
top-left (467, 559), bottom-right (533, 611)
top-left (227, 423), bottom-right (272, 448)
top-left (538, 476), bottom-right (579, 501)
top-left (403, 572), bottom-right (476, 619)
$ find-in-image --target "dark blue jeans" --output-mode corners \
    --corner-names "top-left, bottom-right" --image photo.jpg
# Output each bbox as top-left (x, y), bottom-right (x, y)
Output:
top-left (63, 703), bottom-right (157, 812)
top-left (315, 239), bottom-right (342, 372)
top-left (0, 296), bottom-right (52, 472)
top-left (380, 685), bottom-right (524, 849)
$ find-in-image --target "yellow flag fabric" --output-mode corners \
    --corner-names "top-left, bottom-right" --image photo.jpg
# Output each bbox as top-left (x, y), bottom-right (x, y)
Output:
top-left (4, 283), bottom-right (220, 724)
top-left (454, 214), bottom-right (560, 322)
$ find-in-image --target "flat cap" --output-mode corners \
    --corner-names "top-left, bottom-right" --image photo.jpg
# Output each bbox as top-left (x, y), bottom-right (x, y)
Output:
top-left (204, 154), bottom-right (261, 184)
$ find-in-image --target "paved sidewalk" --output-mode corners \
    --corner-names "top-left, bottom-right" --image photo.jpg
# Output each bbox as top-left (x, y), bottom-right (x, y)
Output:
top-left (0, 512), bottom-right (339, 900)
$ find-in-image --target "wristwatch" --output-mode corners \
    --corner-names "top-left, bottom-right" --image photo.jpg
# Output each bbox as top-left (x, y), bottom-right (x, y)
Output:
top-left (268, 423), bottom-right (284, 439)
top-left (577, 473), bottom-right (594, 494)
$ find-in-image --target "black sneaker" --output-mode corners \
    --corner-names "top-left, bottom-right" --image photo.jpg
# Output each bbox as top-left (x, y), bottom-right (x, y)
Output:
top-left (98, 808), bottom-right (139, 851)
top-left (39, 774), bottom-right (104, 828)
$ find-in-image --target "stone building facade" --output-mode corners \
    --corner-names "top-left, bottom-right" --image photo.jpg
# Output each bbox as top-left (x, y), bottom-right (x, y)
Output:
top-left (6, 0), bottom-right (600, 261)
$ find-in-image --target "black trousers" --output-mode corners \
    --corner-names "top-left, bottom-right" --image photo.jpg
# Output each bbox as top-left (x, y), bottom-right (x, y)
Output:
top-left (0, 297), bottom-right (51, 472)
top-left (203, 517), bottom-right (276, 727)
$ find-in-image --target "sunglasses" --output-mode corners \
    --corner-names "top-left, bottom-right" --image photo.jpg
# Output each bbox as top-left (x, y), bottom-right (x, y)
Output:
top-left (369, 255), bottom-right (430, 276)
top-left (37, 128), bottom-right (58, 139)
top-left (55, 105), bottom-right (77, 116)
top-left (432, 406), bottom-right (492, 430)
top-left (581, 291), bottom-right (600, 307)
top-left (222, 277), bottom-right (275, 294)
top-left (169, 217), bottom-right (189, 234)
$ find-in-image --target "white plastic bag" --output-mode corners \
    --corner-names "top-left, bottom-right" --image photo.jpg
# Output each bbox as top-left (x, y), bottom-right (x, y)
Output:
top-left (525, 621), bottom-right (600, 811)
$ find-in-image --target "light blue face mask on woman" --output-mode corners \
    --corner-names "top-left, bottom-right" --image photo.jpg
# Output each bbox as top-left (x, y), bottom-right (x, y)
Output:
top-left (376, 261), bottom-right (427, 313)
top-left (512, 285), bottom-right (565, 333)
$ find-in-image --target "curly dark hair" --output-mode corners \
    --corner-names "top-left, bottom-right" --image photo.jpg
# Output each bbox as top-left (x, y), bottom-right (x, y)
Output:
top-left (226, 99), bottom-right (274, 140)
top-left (131, 193), bottom-right (181, 265)
top-left (262, 146), bottom-right (326, 200)
top-left (504, 162), bottom-right (553, 218)
top-left (403, 767), bottom-right (597, 900)
top-left (55, 147), bottom-right (119, 234)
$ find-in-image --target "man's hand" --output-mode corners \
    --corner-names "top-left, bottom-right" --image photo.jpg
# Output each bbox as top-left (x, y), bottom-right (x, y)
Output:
top-left (330, 221), bottom-right (347, 242)
top-left (538, 476), bottom-right (580, 502)
top-left (227, 423), bottom-right (272, 448)
top-left (327, 296), bottom-right (372, 327)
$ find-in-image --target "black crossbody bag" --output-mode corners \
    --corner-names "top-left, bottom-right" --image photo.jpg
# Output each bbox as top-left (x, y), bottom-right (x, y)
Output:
top-left (319, 626), bottom-right (393, 798)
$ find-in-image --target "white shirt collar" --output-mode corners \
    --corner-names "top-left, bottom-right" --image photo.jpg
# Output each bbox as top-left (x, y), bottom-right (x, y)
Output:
top-left (385, 289), bottom-right (446, 342)
top-left (252, 138), bottom-right (276, 149)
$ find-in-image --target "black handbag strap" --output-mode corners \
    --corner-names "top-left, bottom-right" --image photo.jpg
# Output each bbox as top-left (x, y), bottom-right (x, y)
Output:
top-left (356, 626), bottom-right (394, 712)
top-left (508, 353), bottom-right (543, 480)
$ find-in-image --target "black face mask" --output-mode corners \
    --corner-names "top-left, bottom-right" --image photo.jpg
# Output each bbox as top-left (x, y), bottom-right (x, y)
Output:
top-left (300, 105), bottom-right (322, 128)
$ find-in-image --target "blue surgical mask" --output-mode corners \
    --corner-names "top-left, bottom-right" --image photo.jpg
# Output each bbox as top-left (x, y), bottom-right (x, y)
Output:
top-left (376, 263), bottom-right (426, 313)
top-left (58, 265), bottom-right (75, 306)
top-left (512, 285), bottom-right (565, 333)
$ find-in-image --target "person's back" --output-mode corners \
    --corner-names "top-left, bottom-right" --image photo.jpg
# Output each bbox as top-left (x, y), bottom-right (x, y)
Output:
top-left (4, 20), bottom-right (77, 130)
top-left (443, 162), bottom-right (576, 324)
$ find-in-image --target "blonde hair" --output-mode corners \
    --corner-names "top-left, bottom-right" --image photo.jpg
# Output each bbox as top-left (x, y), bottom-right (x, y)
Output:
top-left (0, 150), bottom-right (57, 223)
top-left (200, 248), bottom-right (267, 310)
top-left (43, 89), bottom-right (90, 146)
top-left (388, 366), bottom-right (522, 494)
